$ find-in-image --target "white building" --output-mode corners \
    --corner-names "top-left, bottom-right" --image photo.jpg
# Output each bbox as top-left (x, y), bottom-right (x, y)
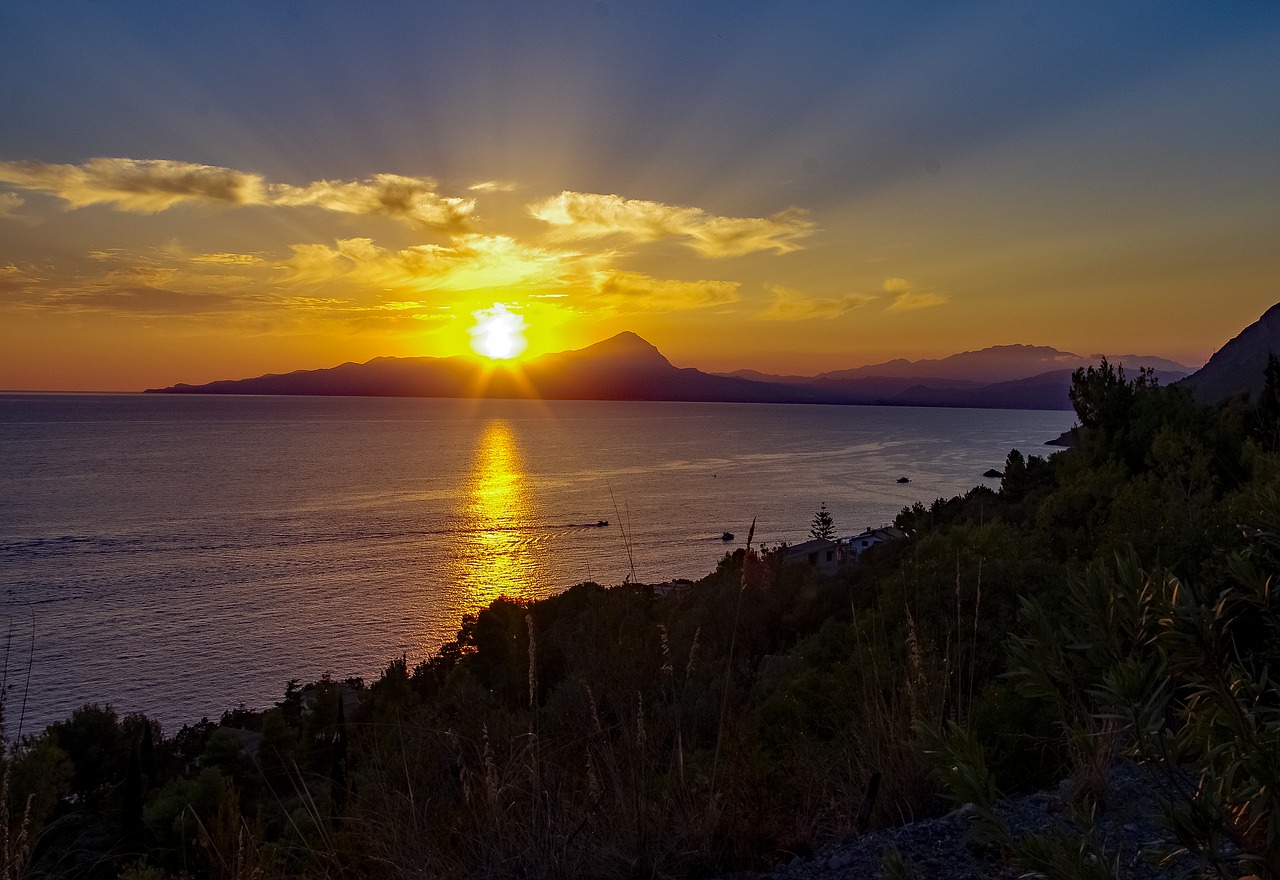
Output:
top-left (845, 526), bottom-right (907, 558)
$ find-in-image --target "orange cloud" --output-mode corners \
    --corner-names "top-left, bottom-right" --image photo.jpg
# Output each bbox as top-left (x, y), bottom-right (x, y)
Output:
top-left (0, 262), bottom-right (41, 296)
top-left (763, 284), bottom-right (872, 320)
top-left (469, 180), bottom-right (519, 193)
top-left (283, 234), bottom-right (576, 294)
top-left (588, 270), bottom-right (739, 312)
top-left (270, 174), bottom-right (473, 232)
top-left (529, 191), bottom-right (814, 257)
top-left (0, 158), bottom-right (474, 232)
top-left (0, 158), bottom-right (265, 211)
top-left (883, 277), bottom-right (948, 311)
top-left (188, 252), bottom-right (266, 265)
top-left (0, 260), bottom-right (263, 317)
top-left (0, 192), bottom-right (24, 217)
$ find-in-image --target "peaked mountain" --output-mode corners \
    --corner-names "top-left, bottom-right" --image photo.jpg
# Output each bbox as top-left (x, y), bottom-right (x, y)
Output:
top-left (1179, 302), bottom-right (1280, 404)
top-left (147, 332), bottom-right (844, 405)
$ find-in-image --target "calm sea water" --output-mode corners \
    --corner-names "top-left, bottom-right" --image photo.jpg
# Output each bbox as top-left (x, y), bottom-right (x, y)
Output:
top-left (0, 393), bottom-right (1074, 734)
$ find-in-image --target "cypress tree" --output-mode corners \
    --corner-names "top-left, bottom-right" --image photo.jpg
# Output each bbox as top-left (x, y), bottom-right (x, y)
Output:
top-left (810, 503), bottom-right (836, 540)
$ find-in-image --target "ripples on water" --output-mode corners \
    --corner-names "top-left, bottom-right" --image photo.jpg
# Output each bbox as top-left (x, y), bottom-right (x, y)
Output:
top-left (0, 393), bottom-right (1075, 732)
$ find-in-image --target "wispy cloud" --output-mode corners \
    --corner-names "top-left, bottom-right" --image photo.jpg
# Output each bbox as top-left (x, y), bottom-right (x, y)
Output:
top-left (0, 158), bottom-right (265, 211)
top-left (0, 168), bottom-right (770, 325)
top-left (589, 270), bottom-right (739, 312)
top-left (883, 277), bottom-right (947, 311)
top-left (270, 174), bottom-right (474, 232)
top-left (0, 262), bottom-right (41, 295)
top-left (280, 235), bottom-right (737, 314)
top-left (188, 252), bottom-right (266, 265)
top-left (1, 259), bottom-right (266, 316)
top-left (44, 286), bottom-right (250, 315)
top-left (763, 284), bottom-right (872, 320)
top-left (379, 300), bottom-right (433, 311)
top-left (529, 191), bottom-right (814, 257)
top-left (469, 180), bottom-right (518, 193)
top-left (159, 241), bottom-right (266, 265)
top-left (0, 158), bottom-right (474, 232)
top-left (0, 192), bottom-right (24, 217)
top-left (85, 250), bottom-right (267, 300)
top-left (283, 234), bottom-right (575, 293)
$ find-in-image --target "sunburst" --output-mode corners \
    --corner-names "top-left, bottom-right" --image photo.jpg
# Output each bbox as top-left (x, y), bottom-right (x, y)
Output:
top-left (469, 303), bottom-right (528, 360)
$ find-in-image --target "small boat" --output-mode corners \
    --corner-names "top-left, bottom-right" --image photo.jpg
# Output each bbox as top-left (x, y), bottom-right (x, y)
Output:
top-left (721, 531), bottom-right (735, 541)
top-left (896, 476), bottom-right (911, 483)
top-left (596, 520), bottom-right (609, 527)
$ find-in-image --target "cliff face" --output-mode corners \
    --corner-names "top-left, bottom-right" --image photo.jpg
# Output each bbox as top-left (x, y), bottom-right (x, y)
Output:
top-left (1179, 302), bottom-right (1280, 404)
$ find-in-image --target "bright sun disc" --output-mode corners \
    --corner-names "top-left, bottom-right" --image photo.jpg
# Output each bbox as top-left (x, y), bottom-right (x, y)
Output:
top-left (470, 303), bottom-right (528, 360)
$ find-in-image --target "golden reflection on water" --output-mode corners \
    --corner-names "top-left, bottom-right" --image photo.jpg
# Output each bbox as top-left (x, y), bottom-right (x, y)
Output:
top-left (454, 419), bottom-right (540, 612)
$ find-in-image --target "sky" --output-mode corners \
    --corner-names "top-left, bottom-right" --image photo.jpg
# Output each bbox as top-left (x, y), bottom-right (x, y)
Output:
top-left (1, 2), bottom-right (1278, 391)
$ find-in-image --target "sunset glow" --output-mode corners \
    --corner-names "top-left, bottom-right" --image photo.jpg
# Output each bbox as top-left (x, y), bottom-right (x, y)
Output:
top-left (0, 5), bottom-right (1277, 390)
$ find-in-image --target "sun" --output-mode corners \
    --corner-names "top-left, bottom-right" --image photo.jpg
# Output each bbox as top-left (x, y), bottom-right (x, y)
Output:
top-left (469, 303), bottom-right (528, 360)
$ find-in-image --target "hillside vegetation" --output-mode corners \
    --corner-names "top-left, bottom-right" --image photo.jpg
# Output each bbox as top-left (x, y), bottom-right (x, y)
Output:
top-left (4, 360), bottom-right (1279, 880)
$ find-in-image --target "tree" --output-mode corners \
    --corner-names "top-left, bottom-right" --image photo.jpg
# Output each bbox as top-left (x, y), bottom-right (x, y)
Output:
top-left (1067, 357), bottom-right (1156, 432)
top-left (1256, 352), bottom-right (1280, 449)
top-left (809, 503), bottom-right (835, 540)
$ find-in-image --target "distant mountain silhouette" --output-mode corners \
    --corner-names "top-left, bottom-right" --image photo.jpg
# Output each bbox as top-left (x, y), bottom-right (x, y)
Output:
top-left (1179, 303), bottom-right (1280, 404)
top-left (148, 332), bottom-right (841, 405)
top-left (876, 368), bottom-right (1187, 410)
top-left (718, 345), bottom-right (1190, 409)
top-left (722, 344), bottom-right (1190, 387)
top-left (146, 332), bottom-right (1192, 411)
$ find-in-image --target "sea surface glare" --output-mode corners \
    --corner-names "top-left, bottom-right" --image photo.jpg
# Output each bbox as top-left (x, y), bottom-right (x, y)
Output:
top-left (0, 393), bottom-right (1075, 732)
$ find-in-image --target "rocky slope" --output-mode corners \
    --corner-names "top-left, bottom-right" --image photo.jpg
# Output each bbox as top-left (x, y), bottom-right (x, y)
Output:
top-left (721, 762), bottom-right (1207, 880)
top-left (1179, 301), bottom-right (1280, 404)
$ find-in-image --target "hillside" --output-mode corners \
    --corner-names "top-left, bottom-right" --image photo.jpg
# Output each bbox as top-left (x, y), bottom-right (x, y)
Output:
top-left (1179, 301), bottom-right (1280, 403)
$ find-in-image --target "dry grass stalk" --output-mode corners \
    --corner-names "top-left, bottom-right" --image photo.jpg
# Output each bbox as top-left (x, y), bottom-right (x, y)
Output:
top-left (482, 724), bottom-right (500, 804)
top-left (685, 627), bottom-right (701, 679)
top-left (526, 612), bottom-right (538, 710)
top-left (585, 684), bottom-right (603, 736)
top-left (635, 691), bottom-right (646, 755)
top-left (0, 765), bottom-right (32, 880)
top-left (904, 604), bottom-right (925, 723)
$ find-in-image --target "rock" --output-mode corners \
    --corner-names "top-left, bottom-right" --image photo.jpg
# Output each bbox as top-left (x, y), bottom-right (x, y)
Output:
top-left (1046, 427), bottom-right (1081, 447)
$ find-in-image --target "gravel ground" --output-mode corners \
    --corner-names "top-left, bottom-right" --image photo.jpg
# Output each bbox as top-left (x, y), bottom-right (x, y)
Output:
top-left (718, 762), bottom-right (1213, 880)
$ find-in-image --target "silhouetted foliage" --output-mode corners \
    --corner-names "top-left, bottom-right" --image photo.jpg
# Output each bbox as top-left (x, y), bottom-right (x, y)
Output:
top-left (1255, 351), bottom-right (1280, 449)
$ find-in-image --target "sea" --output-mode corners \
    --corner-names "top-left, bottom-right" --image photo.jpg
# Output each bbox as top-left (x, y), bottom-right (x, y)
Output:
top-left (0, 393), bottom-right (1075, 735)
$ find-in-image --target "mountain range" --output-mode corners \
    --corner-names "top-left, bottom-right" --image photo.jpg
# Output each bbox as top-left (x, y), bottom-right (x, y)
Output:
top-left (147, 332), bottom-right (1197, 411)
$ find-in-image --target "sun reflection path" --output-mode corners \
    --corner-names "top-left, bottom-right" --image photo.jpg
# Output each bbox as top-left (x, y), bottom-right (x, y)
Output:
top-left (454, 419), bottom-right (541, 613)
